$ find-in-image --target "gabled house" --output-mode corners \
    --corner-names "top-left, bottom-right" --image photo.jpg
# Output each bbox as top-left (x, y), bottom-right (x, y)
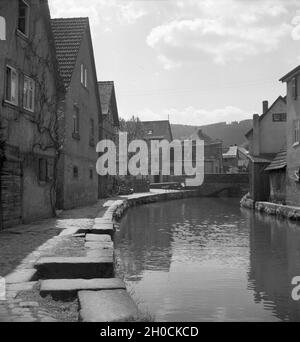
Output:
top-left (51, 17), bottom-right (102, 209)
top-left (280, 65), bottom-right (300, 206)
top-left (245, 97), bottom-right (287, 202)
top-left (189, 129), bottom-right (223, 174)
top-left (97, 81), bottom-right (120, 197)
top-left (223, 146), bottom-right (249, 174)
top-left (0, 0), bottom-right (65, 228)
top-left (141, 120), bottom-right (173, 183)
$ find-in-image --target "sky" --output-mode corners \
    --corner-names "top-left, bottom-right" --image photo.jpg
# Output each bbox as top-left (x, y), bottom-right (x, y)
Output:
top-left (49, 0), bottom-right (300, 126)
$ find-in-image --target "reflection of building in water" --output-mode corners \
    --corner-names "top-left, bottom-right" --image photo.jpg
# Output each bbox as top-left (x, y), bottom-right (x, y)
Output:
top-left (246, 210), bottom-right (300, 321)
top-left (116, 203), bottom-right (174, 280)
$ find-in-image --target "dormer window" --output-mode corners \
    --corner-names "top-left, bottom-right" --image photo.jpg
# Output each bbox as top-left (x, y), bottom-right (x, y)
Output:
top-left (18, 0), bottom-right (30, 37)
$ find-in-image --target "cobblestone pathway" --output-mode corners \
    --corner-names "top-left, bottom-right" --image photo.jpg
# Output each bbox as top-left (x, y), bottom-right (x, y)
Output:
top-left (0, 200), bottom-right (107, 322)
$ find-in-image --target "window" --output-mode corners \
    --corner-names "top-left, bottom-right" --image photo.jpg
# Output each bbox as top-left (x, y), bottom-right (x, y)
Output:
top-left (0, 16), bottom-right (6, 40)
top-left (80, 64), bottom-right (84, 84)
top-left (18, 0), bottom-right (29, 37)
top-left (273, 113), bottom-right (287, 122)
top-left (147, 130), bottom-right (153, 135)
top-left (73, 166), bottom-right (79, 178)
top-left (73, 105), bottom-right (80, 138)
top-left (23, 75), bottom-right (35, 111)
top-left (292, 76), bottom-right (298, 100)
top-left (84, 68), bottom-right (88, 87)
top-left (80, 64), bottom-right (88, 87)
top-left (294, 120), bottom-right (300, 144)
top-left (39, 159), bottom-right (47, 182)
top-left (89, 168), bottom-right (93, 180)
top-left (5, 66), bottom-right (18, 105)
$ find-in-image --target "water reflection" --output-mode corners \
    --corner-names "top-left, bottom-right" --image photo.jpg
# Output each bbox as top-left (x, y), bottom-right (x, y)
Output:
top-left (115, 198), bottom-right (300, 322)
top-left (245, 209), bottom-right (300, 322)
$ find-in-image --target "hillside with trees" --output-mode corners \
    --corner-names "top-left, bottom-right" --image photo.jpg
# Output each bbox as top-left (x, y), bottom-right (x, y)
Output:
top-left (171, 119), bottom-right (252, 148)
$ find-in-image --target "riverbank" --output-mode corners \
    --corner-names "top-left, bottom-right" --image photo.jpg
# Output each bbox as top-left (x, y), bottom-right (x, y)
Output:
top-left (0, 189), bottom-right (202, 322)
top-left (241, 193), bottom-right (300, 221)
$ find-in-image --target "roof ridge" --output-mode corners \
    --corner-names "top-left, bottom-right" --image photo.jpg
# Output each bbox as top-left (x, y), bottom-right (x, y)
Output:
top-left (51, 17), bottom-right (89, 87)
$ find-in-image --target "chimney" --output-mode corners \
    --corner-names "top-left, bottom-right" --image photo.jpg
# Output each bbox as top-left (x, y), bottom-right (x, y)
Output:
top-left (263, 100), bottom-right (269, 115)
top-left (253, 114), bottom-right (260, 156)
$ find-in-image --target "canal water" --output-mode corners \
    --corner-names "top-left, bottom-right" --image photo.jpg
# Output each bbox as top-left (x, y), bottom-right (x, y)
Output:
top-left (115, 197), bottom-right (300, 322)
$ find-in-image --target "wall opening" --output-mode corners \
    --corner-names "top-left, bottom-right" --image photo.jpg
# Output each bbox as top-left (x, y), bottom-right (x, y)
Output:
top-left (0, 16), bottom-right (6, 40)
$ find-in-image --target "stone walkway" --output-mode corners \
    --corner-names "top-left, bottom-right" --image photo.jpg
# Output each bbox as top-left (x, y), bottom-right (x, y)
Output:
top-left (0, 190), bottom-right (183, 322)
top-left (0, 200), bottom-right (107, 322)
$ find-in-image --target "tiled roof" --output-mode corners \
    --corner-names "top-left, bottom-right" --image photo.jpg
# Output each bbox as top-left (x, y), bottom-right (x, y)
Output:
top-left (248, 153), bottom-right (276, 164)
top-left (223, 146), bottom-right (249, 159)
top-left (98, 81), bottom-right (114, 115)
top-left (142, 121), bottom-right (173, 141)
top-left (51, 17), bottom-right (89, 87)
top-left (265, 149), bottom-right (287, 171)
top-left (223, 146), bottom-right (238, 159)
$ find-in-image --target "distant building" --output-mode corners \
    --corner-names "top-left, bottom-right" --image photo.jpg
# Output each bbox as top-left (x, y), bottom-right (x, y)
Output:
top-left (51, 17), bottom-right (102, 209)
top-left (97, 81), bottom-right (120, 197)
top-left (0, 0), bottom-right (65, 228)
top-left (141, 120), bottom-right (173, 183)
top-left (265, 148), bottom-right (287, 204)
top-left (245, 98), bottom-right (287, 202)
top-left (280, 65), bottom-right (300, 206)
top-left (189, 130), bottom-right (223, 174)
top-left (223, 146), bottom-right (249, 174)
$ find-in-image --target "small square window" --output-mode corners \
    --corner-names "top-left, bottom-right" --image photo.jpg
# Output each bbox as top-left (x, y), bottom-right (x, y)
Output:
top-left (5, 66), bottom-right (18, 105)
top-left (18, 0), bottom-right (29, 37)
top-left (273, 113), bottom-right (286, 122)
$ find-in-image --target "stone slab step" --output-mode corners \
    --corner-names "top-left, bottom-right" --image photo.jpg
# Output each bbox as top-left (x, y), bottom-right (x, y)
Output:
top-left (40, 278), bottom-right (126, 300)
top-left (85, 234), bottom-right (112, 243)
top-left (35, 257), bottom-right (114, 280)
top-left (85, 241), bottom-right (114, 250)
top-left (5, 269), bottom-right (37, 284)
top-left (86, 248), bottom-right (114, 259)
top-left (79, 290), bottom-right (140, 322)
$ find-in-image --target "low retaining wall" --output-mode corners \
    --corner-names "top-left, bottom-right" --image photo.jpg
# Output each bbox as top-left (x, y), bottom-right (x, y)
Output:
top-left (111, 190), bottom-right (201, 221)
top-left (255, 201), bottom-right (300, 221)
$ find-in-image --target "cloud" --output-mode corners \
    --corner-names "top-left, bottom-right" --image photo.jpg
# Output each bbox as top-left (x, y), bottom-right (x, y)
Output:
top-left (138, 106), bottom-right (251, 126)
top-left (147, 0), bottom-right (296, 68)
top-left (49, 0), bottom-right (147, 28)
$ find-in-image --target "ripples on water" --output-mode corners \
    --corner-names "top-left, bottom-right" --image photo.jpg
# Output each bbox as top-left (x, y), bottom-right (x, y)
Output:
top-left (115, 198), bottom-right (300, 322)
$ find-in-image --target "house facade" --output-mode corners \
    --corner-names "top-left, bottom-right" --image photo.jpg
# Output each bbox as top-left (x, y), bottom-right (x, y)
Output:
top-left (97, 81), bottom-right (120, 197)
top-left (280, 66), bottom-right (300, 206)
top-left (245, 98), bottom-right (287, 202)
top-left (51, 17), bottom-right (102, 210)
top-left (223, 146), bottom-right (249, 174)
top-left (189, 129), bottom-right (223, 175)
top-left (0, 0), bottom-right (64, 228)
top-left (141, 120), bottom-right (173, 184)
